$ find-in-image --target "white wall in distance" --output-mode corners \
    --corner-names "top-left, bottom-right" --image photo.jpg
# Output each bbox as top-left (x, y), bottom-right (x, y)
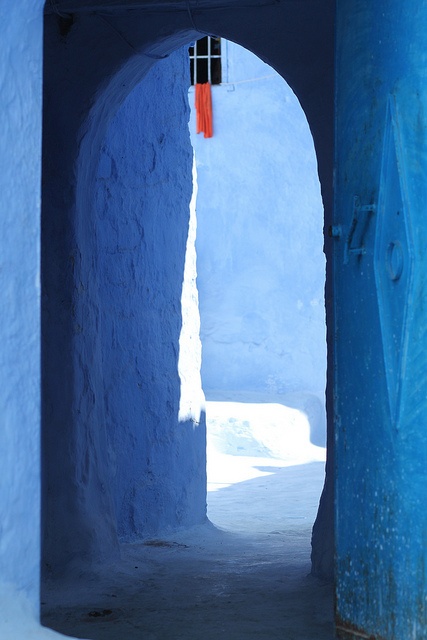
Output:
top-left (190, 42), bottom-right (326, 416)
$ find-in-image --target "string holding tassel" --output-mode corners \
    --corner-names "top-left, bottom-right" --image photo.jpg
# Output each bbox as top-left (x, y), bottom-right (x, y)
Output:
top-left (195, 82), bottom-right (213, 138)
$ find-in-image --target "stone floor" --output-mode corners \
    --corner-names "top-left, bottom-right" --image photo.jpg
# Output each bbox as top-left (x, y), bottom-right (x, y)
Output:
top-left (42, 401), bottom-right (334, 640)
top-left (42, 462), bottom-right (334, 640)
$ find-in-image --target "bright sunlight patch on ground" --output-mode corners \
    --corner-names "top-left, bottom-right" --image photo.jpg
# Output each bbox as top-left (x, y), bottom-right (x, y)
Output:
top-left (206, 400), bottom-right (326, 492)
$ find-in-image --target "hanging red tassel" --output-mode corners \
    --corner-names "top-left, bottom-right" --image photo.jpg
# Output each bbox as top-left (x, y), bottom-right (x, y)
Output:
top-left (194, 82), bottom-right (213, 138)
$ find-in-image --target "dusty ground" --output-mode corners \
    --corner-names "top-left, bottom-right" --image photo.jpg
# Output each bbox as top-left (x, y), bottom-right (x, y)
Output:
top-left (42, 402), bottom-right (334, 640)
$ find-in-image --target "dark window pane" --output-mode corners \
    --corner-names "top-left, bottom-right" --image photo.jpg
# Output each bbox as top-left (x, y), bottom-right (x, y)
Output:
top-left (212, 37), bottom-right (221, 55)
top-left (211, 57), bottom-right (222, 85)
top-left (197, 58), bottom-right (209, 84)
top-left (197, 36), bottom-right (208, 56)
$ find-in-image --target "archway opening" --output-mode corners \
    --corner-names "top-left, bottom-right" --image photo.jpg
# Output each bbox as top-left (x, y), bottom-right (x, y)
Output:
top-left (186, 36), bottom-right (327, 542)
top-left (41, 4), bottom-right (334, 634)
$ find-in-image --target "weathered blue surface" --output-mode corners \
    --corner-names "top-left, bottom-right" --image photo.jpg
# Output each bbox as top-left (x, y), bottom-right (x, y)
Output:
top-left (5, 0), bottom-right (427, 636)
top-left (335, 2), bottom-right (427, 637)
top-left (0, 0), bottom-right (44, 620)
top-left (42, 36), bottom-right (206, 570)
top-left (94, 53), bottom-right (206, 541)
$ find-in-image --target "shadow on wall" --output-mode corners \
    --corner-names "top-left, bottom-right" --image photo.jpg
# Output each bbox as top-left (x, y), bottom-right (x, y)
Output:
top-left (283, 393), bottom-right (326, 448)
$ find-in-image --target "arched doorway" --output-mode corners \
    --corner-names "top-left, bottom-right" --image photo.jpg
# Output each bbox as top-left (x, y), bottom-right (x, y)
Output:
top-left (41, 4), bottom-right (334, 636)
top-left (188, 37), bottom-right (327, 530)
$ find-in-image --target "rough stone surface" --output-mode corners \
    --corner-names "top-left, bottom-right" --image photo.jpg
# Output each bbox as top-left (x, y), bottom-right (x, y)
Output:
top-left (42, 43), bottom-right (207, 573)
top-left (94, 53), bottom-right (207, 541)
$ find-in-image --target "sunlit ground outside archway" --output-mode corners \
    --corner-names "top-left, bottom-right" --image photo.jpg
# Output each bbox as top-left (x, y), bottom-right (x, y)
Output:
top-left (205, 399), bottom-right (326, 528)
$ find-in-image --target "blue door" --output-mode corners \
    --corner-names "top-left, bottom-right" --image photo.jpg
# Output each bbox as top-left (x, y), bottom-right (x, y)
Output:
top-left (334, 3), bottom-right (427, 638)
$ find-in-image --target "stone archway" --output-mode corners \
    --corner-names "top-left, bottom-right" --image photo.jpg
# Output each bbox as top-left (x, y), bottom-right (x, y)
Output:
top-left (41, 0), bottom-right (335, 582)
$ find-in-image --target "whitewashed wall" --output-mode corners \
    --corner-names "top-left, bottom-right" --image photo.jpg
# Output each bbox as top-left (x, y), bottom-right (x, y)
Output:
top-left (190, 42), bottom-right (326, 442)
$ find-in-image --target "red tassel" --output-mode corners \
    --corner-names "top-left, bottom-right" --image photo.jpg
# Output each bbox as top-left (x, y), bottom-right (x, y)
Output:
top-left (194, 82), bottom-right (213, 138)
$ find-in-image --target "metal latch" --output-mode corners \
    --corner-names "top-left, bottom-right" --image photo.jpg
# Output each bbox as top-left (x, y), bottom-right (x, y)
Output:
top-left (344, 196), bottom-right (376, 264)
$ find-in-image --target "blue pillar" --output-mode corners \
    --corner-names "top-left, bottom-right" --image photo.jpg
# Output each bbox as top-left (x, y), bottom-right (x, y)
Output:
top-left (335, 2), bottom-right (427, 637)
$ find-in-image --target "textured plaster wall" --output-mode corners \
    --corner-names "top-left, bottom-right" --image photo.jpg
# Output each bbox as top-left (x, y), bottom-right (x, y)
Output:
top-left (42, 29), bottom-right (206, 575)
top-left (95, 52), bottom-right (206, 541)
top-left (191, 43), bottom-right (326, 409)
top-left (0, 0), bottom-right (44, 628)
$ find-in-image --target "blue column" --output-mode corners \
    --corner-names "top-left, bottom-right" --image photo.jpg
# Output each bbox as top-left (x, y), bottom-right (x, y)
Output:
top-left (335, 2), bottom-right (427, 638)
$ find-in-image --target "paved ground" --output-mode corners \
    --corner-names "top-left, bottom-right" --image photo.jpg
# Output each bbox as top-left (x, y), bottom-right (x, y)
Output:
top-left (42, 465), bottom-right (334, 640)
top-left (42, 403), bottom-right (334, 640)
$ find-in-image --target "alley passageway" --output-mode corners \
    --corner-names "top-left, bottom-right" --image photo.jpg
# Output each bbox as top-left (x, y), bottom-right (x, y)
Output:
top-left (42, 404), bottom-right (333, 640)
top-left (4, 2), bottom-right (427, 639)
top-left (39, 8), bottom-right (335, 638)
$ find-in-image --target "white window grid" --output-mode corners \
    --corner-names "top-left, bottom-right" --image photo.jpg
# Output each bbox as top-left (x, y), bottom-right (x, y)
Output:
top-left (189, 36), bottom-right (222, 85)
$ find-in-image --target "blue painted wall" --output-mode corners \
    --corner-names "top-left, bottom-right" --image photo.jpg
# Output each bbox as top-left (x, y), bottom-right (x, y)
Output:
top-left (335, 2), bottom-right (427, 637)
top-left (0, 0), bottom-right (44, 632)
top-left (190, 43), bottom-right (326, 428)
top-left (95, 52), bottom-right (206, 541)
top-left (42, 39), bottom-right (207, 573)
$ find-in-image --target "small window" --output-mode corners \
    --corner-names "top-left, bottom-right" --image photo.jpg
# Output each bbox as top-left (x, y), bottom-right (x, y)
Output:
top-left (189, 36), bottom-right (222, 85)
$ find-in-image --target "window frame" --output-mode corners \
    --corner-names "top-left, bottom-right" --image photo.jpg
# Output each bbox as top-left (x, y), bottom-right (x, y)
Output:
top-left (189, 36), bottom-right (222, 85)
